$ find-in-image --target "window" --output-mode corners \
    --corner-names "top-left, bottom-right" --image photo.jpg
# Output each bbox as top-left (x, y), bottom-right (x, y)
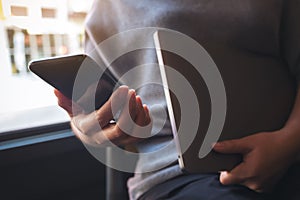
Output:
top-left (0, 0), bottom-right (93, 139)
top-left (41, 8), bottom-right (56, 18)
top-left (10, 6), bottom-right (27, 17)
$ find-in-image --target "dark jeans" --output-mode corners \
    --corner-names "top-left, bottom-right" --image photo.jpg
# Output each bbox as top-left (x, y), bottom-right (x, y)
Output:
top-left (139, 162), bottom-right (300, 200)
top-left (139, 173), bottom-right (268, 200)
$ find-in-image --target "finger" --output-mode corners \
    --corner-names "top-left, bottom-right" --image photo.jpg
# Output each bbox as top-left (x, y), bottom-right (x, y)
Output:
top-left (72, 85), bottom-right (129, 135)
top-left (96, 89), bottom-right (136, 144)
top-left (242, 181), bottom-right (265, 193)
top-left (130, 102), bottom-right (152, 139)
top-left (89, 123), bottom-right (117, 146)
top-left (133, 96), bottom-right (151, 127)
top-left (73, 112), bottom-right (100, 135)
top-left (107, 103), bottom-right (152, 146)
top-left (220, 170), bottom-right (264, 192)
top-left (71, 119), bottom-right (112, 147)
top-left (54, 89), bottom-right (83, 116)
top-left (54, 89), bottom-right (72, 112)
top-left (213, 138), bottom-right (251, 155)
top-left (134, 96), bottom-right (146, 126)
top-left (70, 120), bottom-right (96, 145)
top-left (117, 135), bottom-right (142, 146)
top-left (219, 163), bottom-right (247, 185)
top-left (75, 99), bottom-right (152, 147)
top-left (95, 85), bottom-right (129, 128)
top-left (143, 104), bottom-right (152, 125)
top-left (114, 89), bottom-right (137, 136)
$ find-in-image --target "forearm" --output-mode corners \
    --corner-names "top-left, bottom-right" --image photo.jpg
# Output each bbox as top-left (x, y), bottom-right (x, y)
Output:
top-left (280, 83), bottom-right (300, 160)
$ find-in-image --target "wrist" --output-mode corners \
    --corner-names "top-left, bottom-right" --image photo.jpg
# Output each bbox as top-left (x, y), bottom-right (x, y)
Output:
top-left (278, 126), bottom-right (300, 162)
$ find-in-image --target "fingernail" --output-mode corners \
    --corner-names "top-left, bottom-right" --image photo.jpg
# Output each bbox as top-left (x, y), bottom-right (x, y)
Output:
top-left (129, 89), bottom-right (136, 96)
top-left (220, 171), bottom-right (228, 179)
top-left (213, 142), bottom-right (223, 148)
top-left (143, 104), bottom-right (149, 113)
top-left (119, 85), bottom-right (129, 91)
top-left (129, 89), bottom-right (136, 101)
top-left (136, 96), bottom-right (142, 107)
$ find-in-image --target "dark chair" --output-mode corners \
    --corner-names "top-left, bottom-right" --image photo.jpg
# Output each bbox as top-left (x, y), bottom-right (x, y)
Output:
top-left (105, 147), bottom-right (137, 200)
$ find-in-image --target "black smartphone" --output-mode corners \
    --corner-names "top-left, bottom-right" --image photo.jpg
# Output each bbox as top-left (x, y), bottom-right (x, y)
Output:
top-left (28, 54), bottom-right (119, 112)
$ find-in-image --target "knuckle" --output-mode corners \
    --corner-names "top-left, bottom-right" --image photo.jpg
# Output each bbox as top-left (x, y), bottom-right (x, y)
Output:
top-left (77, 122), bottom-right (87, 134)
top-left (94, 138), bottom-right (105, 146)
top-left (113, 126), bottom-right (127, 139)
top-left (248, 183), bottom-right (263, 192)
top-left (95, 110), bottom-right (102, 121)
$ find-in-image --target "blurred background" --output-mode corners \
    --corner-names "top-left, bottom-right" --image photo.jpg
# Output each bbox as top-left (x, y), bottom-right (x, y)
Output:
top-left (0, 0), bottom-right (93, 132)
top-left (0, 2), bottom-right (107, 199)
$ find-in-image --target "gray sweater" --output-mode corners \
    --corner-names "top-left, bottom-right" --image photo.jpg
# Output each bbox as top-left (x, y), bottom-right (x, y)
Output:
top-left (84, 1), bottom-right (300, 199)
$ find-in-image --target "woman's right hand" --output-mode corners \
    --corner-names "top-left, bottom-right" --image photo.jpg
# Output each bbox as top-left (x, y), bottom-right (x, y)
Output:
top-left (54, 85), bottom-right (152, 147)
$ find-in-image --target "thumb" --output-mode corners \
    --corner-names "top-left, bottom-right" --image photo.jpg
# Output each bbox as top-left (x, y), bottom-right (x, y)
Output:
top-left (213, 138), bottom-right (250, 154)
top-left (219, 164), bottom-right (245, 185)
top-left (95, 85), bottom-right (129, 127)
top-left (72, 85), bottom-right (129, 135)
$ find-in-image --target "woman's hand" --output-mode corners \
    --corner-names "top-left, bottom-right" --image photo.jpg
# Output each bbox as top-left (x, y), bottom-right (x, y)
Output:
top-left (213, 130), bottom-right (299, 193)
top-left (54, 85), bottom-right (152, 147)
